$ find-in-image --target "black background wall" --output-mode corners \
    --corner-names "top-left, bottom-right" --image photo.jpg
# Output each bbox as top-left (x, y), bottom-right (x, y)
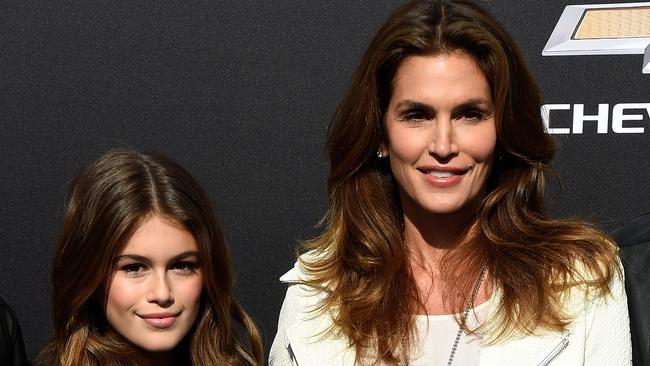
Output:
top-left (0, 0), bottom-right (648, 360)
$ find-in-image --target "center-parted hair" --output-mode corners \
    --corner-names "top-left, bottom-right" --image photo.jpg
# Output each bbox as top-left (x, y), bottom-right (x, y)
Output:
top-left (301, 0), bottom-right (618, 364)
top-left (39, 149), bottom-right (263, 366)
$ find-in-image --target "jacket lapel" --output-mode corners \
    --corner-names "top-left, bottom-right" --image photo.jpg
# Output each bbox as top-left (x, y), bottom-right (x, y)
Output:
top-left (479, 331), bottom-right (570, 366)
top-left (285, 310), bottom-right (356, 366)
top-left (478, 285), bottom-right (574, 366)
top-left (282, 264), bottom-right (356, 366)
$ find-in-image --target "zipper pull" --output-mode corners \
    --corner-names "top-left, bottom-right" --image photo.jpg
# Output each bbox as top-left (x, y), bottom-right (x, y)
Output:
top-left (537, 337), bottom-right (570, 366)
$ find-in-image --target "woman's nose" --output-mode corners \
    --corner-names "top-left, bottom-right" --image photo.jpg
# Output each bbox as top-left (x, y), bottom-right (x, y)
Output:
top-left (428, 116), bottom-right (459, 162)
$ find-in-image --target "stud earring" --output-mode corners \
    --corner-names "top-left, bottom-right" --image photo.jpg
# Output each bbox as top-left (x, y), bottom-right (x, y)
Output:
top-left (377, 151), bottom-right (384, 159)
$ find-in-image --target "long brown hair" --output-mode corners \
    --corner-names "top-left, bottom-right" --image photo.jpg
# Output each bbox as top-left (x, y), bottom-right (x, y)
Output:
top-left (301, 0), bottom-right (618, 364)
top-left (38, 149), bottom-right (264, 365)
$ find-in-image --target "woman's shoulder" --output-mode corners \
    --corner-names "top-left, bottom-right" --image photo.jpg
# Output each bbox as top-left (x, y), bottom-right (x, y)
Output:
top-left (279, 261), bottom-right (303, 284)
top-left (279, 250), bottom-right (331, 284)
top-left (272, 253), bottom-right (355, 366)
top-left (275, 252), bottom-right (336, 342)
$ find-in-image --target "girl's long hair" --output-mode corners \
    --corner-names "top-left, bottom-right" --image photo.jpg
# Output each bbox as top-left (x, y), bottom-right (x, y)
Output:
top-left (38, 149), bottom-right (264, 365)
top-left (301, 0), bottom-right (618, 364)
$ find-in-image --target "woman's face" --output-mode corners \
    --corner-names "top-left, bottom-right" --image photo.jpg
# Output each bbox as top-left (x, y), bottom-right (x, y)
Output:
top-left (383, 52), bottom-right (497, 218)
top-left (106, 215), bottom-right (203, 353)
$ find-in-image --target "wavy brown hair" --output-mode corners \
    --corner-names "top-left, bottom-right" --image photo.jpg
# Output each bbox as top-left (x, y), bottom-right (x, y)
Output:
top-left (301, 0), bottom-right (618, 364)
top-left (37, 149), bottom-right (263, 366)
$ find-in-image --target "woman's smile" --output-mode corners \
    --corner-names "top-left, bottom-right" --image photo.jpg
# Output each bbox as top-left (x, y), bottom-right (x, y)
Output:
top-left (417, 164), bottom-right (471, 187)
top-left (383, 52), bottom-right (496, 217)
top-left (137, 312), bottom-right (181, 329)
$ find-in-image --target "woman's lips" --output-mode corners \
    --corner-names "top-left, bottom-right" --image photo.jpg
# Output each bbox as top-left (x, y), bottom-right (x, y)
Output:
top-left (418, 166), bottom-right (468, 187)
top-left (138, 313), bottom-right (179, 329)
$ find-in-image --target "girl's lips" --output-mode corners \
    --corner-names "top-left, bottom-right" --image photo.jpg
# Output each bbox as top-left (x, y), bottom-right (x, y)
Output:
top-left (139, 313), bottom-right (179, 329)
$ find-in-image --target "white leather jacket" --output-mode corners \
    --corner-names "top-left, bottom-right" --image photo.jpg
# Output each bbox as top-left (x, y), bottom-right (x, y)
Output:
top-left (270, 260), bottom-right (632, 366)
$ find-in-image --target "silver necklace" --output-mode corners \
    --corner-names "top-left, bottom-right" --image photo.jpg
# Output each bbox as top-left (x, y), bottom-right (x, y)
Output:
top-left (446, 265), bottom-right (487, 366)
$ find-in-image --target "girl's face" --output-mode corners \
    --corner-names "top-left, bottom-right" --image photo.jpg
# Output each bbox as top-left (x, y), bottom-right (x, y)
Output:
top-left (383, 52), bottom-right (497, 219)
top-left (106, 215), bottom-right (203, 353)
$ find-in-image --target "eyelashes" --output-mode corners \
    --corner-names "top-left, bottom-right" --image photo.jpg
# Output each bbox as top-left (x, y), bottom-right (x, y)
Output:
top-left (457, 109), bottom-right (491, 122)
top-left (171, 261), bottom-right (199, 275)
top-left (392, 104), bottom-right (432, 122)
top-left (118, 261), bottom-right (199, 278)
top-left (121, 263), bottom-right (148, 277)
top-left (398, 109), bottom-right (430, 122)
top-left (395, 106), bottom-right (492, 124)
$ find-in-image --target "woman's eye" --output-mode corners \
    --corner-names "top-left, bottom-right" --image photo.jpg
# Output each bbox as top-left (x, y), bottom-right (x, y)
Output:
top-left (458, 109), bottom-right (488, 122)
top-left (172, 261), bottom-right (198, 275)
top-left (121, 263), bottom-right (147, 277)
top-left (402, 110), bottom-right (428, 122)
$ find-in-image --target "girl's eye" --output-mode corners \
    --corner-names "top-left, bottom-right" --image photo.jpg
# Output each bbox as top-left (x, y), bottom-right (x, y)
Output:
top-left (172, 261), bottom-right (198, 275)
top-left (121, 263), bottom-right (147, 277)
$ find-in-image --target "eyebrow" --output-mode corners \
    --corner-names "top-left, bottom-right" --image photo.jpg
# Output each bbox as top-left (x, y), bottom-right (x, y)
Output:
top-left (394, 98), bottom-right (491, 112)
top-left (115, 251), bottom-right (200, 265)
top-left (394, 100), bottom-right (434, 112)
top-left (454, 98), bottom-right (492, 111)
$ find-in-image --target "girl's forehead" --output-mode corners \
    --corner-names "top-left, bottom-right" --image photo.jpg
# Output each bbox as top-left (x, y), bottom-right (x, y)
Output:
top-left (119, 215), bottom-right (198, 259)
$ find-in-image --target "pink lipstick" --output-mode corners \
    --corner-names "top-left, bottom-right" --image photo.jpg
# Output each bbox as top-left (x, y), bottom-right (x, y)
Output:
top-left (139, 312), bottom-right (178, 329)
top-left (417, 165), bottom-right (469, 187)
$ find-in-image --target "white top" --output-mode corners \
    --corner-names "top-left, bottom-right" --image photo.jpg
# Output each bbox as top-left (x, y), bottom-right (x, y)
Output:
top-left (408, 300), bottom-right (490, 366)
top-left (270, 258), bottom-right (633, 366)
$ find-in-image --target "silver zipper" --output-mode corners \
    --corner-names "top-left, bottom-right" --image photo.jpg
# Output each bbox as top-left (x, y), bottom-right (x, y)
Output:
top-left (537, 337), bottom-right (570, 366)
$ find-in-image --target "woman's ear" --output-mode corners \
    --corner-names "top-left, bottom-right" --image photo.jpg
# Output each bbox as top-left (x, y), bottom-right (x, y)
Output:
top-left (376, 145), bottom-right (389, 159)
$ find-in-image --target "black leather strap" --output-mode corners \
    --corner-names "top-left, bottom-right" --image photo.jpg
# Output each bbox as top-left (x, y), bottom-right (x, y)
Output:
top-left (612, 212), bottom-right (650, 366)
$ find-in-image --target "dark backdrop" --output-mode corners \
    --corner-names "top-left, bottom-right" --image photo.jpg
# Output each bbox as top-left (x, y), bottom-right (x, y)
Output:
top-left (1, 0), bottom-right (648, 360)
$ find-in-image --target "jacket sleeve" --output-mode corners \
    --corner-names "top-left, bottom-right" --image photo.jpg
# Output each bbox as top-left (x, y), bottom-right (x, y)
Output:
top-left (583, 268), bottom-right (633, 365)
top-left (0, 297), bottom-right (28, 366)
top-left (269, 284), bottom-right (298, 366)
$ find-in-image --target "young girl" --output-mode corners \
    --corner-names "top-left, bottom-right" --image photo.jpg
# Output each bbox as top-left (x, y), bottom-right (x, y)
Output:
top-left (39, 149), bottom-right (263, 365)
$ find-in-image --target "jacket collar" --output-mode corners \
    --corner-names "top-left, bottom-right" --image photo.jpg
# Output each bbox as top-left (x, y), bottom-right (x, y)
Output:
top-left (479, 331), bottom-right (570, 366)
top-left (281, 261), bottom-right (571, 365)
top-left (478, 286), bottom-right (570, 365)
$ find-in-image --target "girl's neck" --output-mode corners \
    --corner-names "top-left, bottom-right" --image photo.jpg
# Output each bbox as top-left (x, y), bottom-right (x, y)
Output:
top-left (139, 350), bottom-right (175, 366)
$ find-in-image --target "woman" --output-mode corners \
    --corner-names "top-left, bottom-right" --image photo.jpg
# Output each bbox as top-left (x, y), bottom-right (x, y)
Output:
top-left (38, 149), bottom-right (264, 365)
top-left (270, 0), bottom-right (631, 365)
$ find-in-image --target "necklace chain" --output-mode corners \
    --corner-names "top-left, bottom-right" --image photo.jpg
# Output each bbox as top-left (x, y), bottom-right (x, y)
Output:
top-left (446, 264), bottom-right (487, 366)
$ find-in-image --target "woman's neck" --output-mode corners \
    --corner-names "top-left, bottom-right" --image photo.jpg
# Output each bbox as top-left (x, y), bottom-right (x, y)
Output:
top-left (400, 198), bottom-right (491, 314)
top-left (402, 201), bottom-right (479, 271)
